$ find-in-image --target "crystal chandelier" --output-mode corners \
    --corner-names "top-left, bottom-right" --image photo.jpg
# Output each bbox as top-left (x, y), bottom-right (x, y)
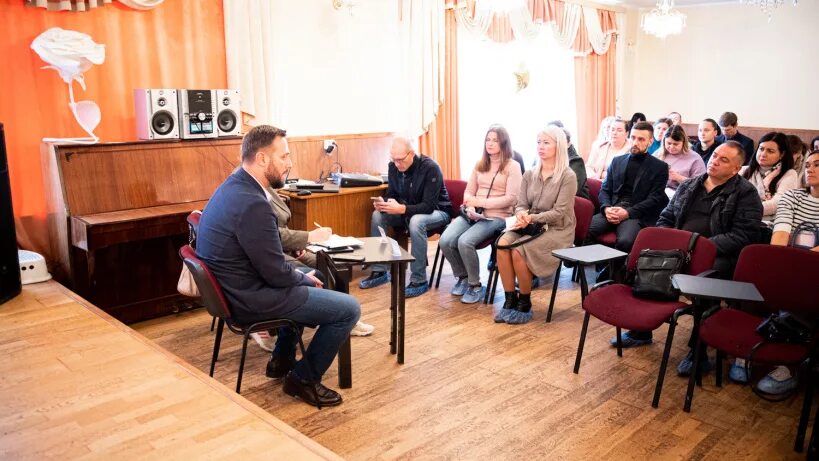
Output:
top-left (739, 0), bottom-right (798, 21)
top-left (641, 0), bottom-right (686, 39)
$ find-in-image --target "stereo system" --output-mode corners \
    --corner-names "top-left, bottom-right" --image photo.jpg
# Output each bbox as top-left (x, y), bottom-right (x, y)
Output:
top-left (135, 89), bottom-right (241, 140)
top-left (0, 123), bottom-right (22, 305)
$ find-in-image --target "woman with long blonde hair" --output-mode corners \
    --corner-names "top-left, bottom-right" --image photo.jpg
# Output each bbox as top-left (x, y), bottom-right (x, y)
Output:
top-left (494, 125), bottom-right (577, 324)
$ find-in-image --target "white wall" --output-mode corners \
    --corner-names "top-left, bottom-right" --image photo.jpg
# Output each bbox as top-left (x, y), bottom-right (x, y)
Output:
top-left (268, 0), bottom-right (405, 136)
top-left (621, 2), bottom-right (819, 130)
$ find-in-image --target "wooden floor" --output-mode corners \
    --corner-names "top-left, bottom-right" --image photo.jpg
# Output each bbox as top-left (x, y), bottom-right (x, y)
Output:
top-left (135, 242), bottom-right (810, 460)
top-left (0, 281), bottom-right (341, 460)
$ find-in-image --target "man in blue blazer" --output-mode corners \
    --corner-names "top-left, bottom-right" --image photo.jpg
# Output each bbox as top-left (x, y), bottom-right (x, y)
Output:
top-left (197, 125), bottom-right (360, 408)
top-left (588, 121), bottom-right (670, 253)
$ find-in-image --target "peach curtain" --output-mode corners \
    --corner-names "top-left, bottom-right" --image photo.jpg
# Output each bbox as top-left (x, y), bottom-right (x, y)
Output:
top-left (0, 0), bottom-right (227, 259)
top-left (419, 8), bottom-right (460, 180)
top-left (573, 9), bottom-right (617, 157)
top-left (437, 0), bottom-right (618, 160)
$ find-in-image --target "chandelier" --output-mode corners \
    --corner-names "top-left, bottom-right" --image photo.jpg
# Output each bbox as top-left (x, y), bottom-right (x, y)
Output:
top-left (739, 0), bottom-right (798, 21)
top-left (641, 0), bottom-right (686, 39)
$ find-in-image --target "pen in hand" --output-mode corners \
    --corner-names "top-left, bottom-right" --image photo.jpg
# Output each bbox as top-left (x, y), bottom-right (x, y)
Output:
top-left (313, 222), bottom-right (322, 229)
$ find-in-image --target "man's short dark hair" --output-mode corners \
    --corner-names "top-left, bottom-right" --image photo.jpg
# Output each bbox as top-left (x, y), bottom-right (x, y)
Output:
top-left (655, 117), bottom-right (673, 127)
top-left (241, 125), bottom-right (287, 163)
top-left (718, 112), bottom-right (738, 128)
top-left (703, 118), bottom-right (722, 136)
top-left (722, 140), bottom-right (745, 165)
top-left (632, 121), bottom-right (654, 134)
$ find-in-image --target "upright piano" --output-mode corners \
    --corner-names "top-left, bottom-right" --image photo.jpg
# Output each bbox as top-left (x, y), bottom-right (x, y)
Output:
top-left (41, 138), bottom-right (240, 323)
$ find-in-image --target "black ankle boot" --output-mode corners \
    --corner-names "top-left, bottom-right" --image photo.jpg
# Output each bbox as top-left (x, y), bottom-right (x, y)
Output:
top-left (503, 291), bottom-right (518, 311)
top-left (516, 293), bottom-right (532, 313)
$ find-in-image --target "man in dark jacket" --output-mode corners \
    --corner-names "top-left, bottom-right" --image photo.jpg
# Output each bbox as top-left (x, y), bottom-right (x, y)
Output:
top-left (716, 112), bottom-right (755, 166)
top-left (657, 141), bottom-right (763, 276)
top-left (358, 137), bottom-right (452, 297)
top-left (197, 125), bottom-right (360, 408)
top-left (614, 141), bottom-right (763, 370)
top-left (588, 121), bottom-right (669, 252)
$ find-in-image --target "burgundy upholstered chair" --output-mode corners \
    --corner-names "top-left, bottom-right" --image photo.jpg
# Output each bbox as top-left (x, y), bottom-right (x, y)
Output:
top-left (685, 244), bottom-right (819, 452)
top-left (546, 196), bottom-right (595, 322)
top-left (574, 227), bottom-right (717, 408)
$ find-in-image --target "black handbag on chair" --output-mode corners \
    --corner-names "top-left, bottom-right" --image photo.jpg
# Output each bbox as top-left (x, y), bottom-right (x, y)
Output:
top-left (631, 232), bottom-right (699, 301)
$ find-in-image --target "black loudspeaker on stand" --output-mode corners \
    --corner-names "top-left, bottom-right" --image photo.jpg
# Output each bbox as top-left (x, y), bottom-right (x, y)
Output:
top-left (0, 123), bottom-right (22, 304)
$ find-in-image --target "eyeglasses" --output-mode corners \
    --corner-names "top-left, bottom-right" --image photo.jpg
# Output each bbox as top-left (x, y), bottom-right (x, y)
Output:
top-left (391, 150), bottom-right (413, 164)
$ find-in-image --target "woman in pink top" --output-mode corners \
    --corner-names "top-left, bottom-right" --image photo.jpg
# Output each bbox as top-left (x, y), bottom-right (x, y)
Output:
top-left (653, 124), bottom-right (706, 192)
top-left (439, 124), bottom-right (522, 304)
top-left (585, 118), bottom-right (630, 180)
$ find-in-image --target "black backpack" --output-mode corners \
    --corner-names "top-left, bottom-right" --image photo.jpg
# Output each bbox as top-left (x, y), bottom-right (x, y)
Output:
top-left (631, 233), bottom-right (699, 301)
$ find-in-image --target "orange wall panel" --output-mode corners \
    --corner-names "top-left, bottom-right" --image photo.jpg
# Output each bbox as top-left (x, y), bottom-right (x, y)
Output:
top-left (0, 1), bottom-right (227, 253)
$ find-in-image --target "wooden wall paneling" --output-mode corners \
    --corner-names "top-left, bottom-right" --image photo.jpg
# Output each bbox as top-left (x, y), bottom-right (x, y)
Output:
top-left (288, 133), bottom-right (393, 182)
top-left (681, 123), bottom-right (819, 152)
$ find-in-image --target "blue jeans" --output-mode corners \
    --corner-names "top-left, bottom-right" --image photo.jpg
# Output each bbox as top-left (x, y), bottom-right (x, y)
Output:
top-left (369, 209), bottom-right (450, 284)
top-left (438, 216), bottom-right (506, 286)
top-left (273, 287), bottom-right (360, 383)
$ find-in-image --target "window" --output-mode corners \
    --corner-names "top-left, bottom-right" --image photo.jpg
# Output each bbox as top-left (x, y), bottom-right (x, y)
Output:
top-left (458, 26), bottom-right (577, 179)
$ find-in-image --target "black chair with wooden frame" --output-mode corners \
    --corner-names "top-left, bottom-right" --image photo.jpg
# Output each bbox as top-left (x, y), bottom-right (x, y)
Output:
top-left (179, 245), bottom-right (314, 398)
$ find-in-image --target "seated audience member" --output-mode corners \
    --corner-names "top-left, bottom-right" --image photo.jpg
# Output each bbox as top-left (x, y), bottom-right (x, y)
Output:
top-left (586, 118), bottom-right (630, 180)
top-left (615, 142), bottom-right (762, 366)
top-left (440, 125), bottom-right (522, 304)
top-left (740, 132), bottom-right (799, 222)
top-left (667, 111), bottom-right (682, 126)
top-left (787, 134), bottom-right (807, 184)
top-left (772, 149), bottom-right (819, 250)
top-left (359, 137), bottom-right (452, 297)
top-left (626, 112), bottom-right (647, 133)
top-left (743, 150), bottom-right (819, 394)
top-left (653, 125), bottom-right (706, 193)
top-left (648, 117), bottom-right (672, 154)
top-left (495, 125), bottom-right (577, 324)
top-left (593, 115), bottom-right (616, 148)
top-left (716, 112), bottom-right (755, 165)
top-left (549, 120), bottom-right (589, 199)
top-left (587, 121), bottom-right (669, 254)
top-left (812, 136), bottom-right (819, 153)
top-left (691, 118), bottom-right (723, 164)
top-left (197, 125), bottom-right (360, 408)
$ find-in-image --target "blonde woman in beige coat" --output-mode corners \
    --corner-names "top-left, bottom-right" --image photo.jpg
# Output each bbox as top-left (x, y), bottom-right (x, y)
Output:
top-left (495, 125), bottom-right (577, 324)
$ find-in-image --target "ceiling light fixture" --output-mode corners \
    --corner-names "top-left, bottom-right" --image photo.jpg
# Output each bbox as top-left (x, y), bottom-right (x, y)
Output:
top-left (739, 0), bottom-right (797, 22)
top-left (641, 0), bottom-right (686, 39)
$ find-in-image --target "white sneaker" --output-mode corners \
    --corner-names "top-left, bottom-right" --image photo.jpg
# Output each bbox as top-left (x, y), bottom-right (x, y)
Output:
top-left (351, 321), bottom-right (375, 337)
top-left (250, 332), bottom-right (274, 351)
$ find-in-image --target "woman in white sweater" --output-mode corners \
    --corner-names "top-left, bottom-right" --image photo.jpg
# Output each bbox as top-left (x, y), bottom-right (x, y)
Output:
top-left (739, 131), bottom-right (800, 222)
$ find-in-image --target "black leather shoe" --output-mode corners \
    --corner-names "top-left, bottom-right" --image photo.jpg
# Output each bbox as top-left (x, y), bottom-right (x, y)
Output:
top-left (283, 371), bottom-right (343, 408)
top-left (265, 355), bottom-right (295, 379)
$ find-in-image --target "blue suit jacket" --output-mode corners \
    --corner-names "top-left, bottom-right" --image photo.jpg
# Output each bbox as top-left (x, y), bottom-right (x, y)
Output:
top-left (197, 168), bottom-right (312, 322)
top-left (599, 153), bottom-right (670, 227)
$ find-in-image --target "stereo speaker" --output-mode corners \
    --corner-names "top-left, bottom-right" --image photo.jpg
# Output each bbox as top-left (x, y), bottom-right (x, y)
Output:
top-left (134, 89), bottom-right (179, 140)
top-left (178, 89), bottom-right (218, 139)
top-left (214, 89), bottom-right (241, 137)
top-left (0, 123), bottom-right (22, 305)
